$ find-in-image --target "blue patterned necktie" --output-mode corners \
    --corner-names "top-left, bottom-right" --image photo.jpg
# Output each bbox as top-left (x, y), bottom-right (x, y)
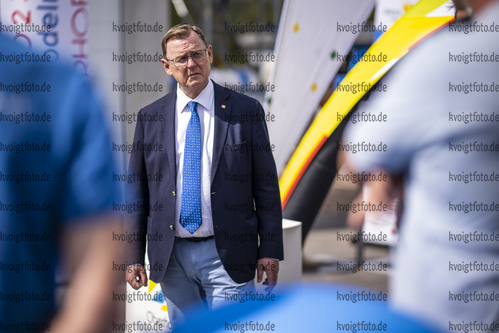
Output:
top-left (180, 101), bottom-right (202, 234)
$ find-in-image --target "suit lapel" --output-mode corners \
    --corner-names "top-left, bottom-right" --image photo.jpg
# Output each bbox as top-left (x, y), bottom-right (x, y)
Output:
top-left (211, 82), bottom-right (231, 184)
top-left (162, 91), bottom-right (177, 180)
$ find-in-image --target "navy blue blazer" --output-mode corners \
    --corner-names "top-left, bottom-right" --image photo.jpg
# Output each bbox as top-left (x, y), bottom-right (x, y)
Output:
top-left (126, 81), bottom-right (284, 284)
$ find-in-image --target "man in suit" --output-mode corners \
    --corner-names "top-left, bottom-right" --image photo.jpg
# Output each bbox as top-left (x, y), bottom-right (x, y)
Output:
top-left (125, 23), bottom-right (283, 327)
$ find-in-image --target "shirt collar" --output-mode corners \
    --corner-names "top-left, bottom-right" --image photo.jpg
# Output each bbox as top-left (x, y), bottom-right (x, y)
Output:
top-left (176, 80), bottom-right (214, 113)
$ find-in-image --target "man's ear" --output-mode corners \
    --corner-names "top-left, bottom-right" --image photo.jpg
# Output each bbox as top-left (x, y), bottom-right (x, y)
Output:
top-left (161, 59), bottom-right (173, 76)
top-left (207, 45), bottom-right (213, 64)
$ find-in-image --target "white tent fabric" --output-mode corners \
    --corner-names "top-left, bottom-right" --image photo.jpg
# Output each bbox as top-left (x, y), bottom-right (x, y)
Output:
top-left (374, 0), bottom-right (420, 30)
top-left (265, 0), bottom-right (376, 174)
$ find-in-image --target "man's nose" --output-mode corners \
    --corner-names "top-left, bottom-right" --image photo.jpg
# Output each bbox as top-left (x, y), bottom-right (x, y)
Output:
top-left (186, 56), bottom-right (197, 68)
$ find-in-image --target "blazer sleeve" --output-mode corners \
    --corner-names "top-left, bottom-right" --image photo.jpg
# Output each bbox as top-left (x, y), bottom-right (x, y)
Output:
top-left (124, 109), bottom-right (149, 266)
top-left (251, 100), bottom-right (284, 260)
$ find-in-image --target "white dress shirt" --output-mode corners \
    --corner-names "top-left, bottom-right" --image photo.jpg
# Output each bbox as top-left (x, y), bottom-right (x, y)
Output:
top-left (174, 80), bottom-right (215, 237)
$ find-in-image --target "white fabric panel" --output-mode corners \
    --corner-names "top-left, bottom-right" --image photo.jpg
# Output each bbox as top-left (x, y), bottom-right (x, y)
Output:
top-left (265, 0), bottom-right (376, 174)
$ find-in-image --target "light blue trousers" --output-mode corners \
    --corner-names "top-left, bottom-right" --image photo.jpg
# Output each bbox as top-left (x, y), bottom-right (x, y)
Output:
top-left (160, 237), bottom-right (255, 328)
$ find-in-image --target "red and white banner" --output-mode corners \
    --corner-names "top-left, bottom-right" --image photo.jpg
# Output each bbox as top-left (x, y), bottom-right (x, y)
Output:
top-left (1, 0), bottom-right (90, 74)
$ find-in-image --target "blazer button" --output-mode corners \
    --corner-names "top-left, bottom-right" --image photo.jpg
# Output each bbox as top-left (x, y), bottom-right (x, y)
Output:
top-left (172, 191), bottom-right (176, 196)
top-left (170, 225), bottom-right (174, 230)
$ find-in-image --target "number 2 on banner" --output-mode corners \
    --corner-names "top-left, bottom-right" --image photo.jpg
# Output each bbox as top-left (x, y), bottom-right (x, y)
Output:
top-left (10, 7), bottom-right (32, 48)
top-left (12, 10), bottom-right (31, 24)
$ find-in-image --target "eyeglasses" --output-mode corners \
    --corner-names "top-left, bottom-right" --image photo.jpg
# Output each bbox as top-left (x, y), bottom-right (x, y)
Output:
top-left (166, 49), bottom-right (208, 68)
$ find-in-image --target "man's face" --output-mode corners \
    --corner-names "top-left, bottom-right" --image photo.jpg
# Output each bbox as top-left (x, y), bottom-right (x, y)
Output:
top-left (161, 30), bottom-right (213, 99)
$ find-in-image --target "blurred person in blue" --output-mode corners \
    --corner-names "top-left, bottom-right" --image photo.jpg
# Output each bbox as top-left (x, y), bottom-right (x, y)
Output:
top-left (173, 284), bottom-right (442, 333)
top-left (0, 33), bottom-right (121, 333)
top-left (343, 0), bottom-right (499, 330)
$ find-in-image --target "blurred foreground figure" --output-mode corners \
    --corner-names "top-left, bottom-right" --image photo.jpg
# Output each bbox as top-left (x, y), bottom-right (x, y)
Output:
top-left (173, 283), bottom-right (441, 333)
top-left (344, 0), bottom-right (499, 330)
top-left (0, 34), bottom-right (121, 333)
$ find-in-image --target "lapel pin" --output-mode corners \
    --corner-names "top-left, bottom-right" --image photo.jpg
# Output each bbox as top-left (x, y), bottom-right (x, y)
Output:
top-left (221, 105), bottom-right (226, 109)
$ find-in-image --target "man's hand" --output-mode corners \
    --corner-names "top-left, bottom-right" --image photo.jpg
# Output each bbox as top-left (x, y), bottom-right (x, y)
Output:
top-left (257, 258), bottom-right (279, 292)
top-left (126, 265), bottom-right (148, 290)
